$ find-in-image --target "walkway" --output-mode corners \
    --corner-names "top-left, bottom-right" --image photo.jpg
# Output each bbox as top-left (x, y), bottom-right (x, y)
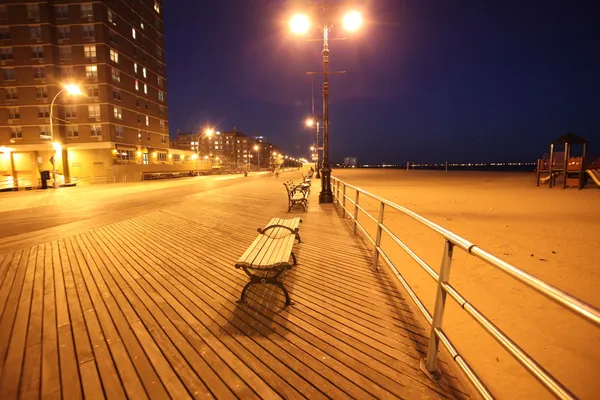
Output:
top-left (0, 173), bottom-right (470, 399)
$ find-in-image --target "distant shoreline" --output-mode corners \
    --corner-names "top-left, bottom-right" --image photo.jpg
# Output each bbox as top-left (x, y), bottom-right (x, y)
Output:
top-left (335, 163), bottom-right (536, 173)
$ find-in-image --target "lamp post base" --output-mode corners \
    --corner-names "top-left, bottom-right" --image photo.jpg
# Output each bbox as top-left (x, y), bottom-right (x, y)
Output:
top-left (319, 166), bottom-right (333, 203)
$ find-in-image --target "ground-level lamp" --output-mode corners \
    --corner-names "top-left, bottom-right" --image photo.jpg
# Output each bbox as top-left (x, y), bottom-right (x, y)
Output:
top-left (50, 83), bottom-right (81, 188)
top-left (291, 2), bottom-right (363, 202)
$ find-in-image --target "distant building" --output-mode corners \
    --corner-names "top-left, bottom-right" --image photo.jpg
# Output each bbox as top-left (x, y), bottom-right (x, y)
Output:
top-left (344, 157), bottom-right (358, 167)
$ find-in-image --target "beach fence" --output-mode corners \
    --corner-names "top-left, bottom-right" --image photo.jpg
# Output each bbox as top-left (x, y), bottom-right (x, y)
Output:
top-left (330, 176), bottom-right (600, 399)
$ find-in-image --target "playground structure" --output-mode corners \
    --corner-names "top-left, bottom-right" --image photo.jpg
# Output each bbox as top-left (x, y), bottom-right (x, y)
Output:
top-left (536, 133), bottom-right (599, 189)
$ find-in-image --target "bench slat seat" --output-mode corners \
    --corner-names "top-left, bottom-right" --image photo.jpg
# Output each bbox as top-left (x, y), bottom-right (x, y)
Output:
top-left (235, 217), bottom-right (302, 306)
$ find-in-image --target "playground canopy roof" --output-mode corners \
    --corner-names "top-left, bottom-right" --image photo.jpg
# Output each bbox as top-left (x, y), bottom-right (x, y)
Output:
top-left (552, 132), bottom-right (588, 144)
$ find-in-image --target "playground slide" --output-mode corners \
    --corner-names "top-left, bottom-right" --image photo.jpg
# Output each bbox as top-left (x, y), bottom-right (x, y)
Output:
top-left (539, 171), bottom-right (561, 184)
top-left (586, 169), bottom-right (600, 187)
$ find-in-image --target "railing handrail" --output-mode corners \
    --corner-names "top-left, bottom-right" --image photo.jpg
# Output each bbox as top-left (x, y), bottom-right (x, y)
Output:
top-left (330, 176), bottom-right (600, 400)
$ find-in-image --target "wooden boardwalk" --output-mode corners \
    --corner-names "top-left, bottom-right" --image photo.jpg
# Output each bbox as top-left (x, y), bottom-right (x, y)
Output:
top-left (0, 174), bottom-right (470, 399)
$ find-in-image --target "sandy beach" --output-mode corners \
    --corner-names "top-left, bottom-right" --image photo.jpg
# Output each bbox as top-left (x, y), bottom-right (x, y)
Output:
top-left (330, 169), bottom-right (600, 399)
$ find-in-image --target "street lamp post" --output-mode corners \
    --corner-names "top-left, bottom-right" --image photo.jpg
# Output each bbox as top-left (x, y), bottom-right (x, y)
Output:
top-left (253, 144), bottom-right (260, 169)
top-left (306, 117), bottom-right (321, 178)
top-left (194, 127), bottom-right (214, 174)
top-left (291, 1), bottom-right (362, 203)
top-left (49, 84), bottom-right (81, 189)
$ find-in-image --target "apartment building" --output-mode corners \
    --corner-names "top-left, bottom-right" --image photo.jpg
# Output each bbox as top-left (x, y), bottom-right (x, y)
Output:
top-left (0, 0), bottom-right (195, 186)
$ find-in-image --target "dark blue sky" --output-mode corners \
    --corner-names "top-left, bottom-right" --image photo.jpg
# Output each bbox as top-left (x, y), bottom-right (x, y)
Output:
top-left (165, 0), bottom-right (600, 164)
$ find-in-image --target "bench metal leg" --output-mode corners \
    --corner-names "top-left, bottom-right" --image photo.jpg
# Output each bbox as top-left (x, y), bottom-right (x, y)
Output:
top-left (237, 265), bottom-right (294, 306)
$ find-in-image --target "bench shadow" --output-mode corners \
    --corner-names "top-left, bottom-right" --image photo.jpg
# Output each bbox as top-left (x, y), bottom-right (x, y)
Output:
top-left (226, 268), bottom-right (298, 338)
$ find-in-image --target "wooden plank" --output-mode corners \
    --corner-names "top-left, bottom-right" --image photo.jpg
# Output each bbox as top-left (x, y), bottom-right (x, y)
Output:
top-left (0, 251), bottom-right (22, 334)
top-left (20, 244), bottom-right (45, 400)
top-left (65, 236), bottom-right (127, 399)
top-left (52, 240), bottom-right (82, 399)
top-left (78, 233), bottom-right (171, 399)
top-left (72, 234), bottom-right (149, 400)
top-left (40, 243), bottom-right (61, 400)
top-left (0, 247), bottom-right (36, 398)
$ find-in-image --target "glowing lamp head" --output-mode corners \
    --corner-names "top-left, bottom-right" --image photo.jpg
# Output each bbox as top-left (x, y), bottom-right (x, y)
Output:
top-left (290, 14), bottom-right (309, 34)
top-left (204, 128), bottom-right (214, 136)
top-left (343, 11), bottom-right (363, 31)
top-left (63, 84), bottom-right (82, 96)
top-left (305, 118), bottom-right (314, 127)
top-left (253, 145), bottom-right (259, 151)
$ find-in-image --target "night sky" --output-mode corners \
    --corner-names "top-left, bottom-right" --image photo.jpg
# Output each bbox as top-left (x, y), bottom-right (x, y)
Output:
top-left (164, 0), bottom-right (600, 164)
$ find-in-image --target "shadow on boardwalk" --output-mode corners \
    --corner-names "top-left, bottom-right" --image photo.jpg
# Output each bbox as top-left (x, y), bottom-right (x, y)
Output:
top-left (0, 173), bottom-right (471, 399)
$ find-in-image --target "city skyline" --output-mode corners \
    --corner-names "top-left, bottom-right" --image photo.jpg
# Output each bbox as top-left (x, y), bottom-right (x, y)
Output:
top-left (165, 0), bottom-right (600, 164)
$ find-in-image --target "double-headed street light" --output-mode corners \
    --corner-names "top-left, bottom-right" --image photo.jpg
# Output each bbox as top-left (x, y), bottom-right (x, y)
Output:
top-left (50, 83), bottom-right (81, 188)
top-left (291, 2), bottom-right (363, 203)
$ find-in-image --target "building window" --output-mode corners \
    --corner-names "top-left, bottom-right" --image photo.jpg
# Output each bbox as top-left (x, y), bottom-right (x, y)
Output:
top-left (27, 4), bottom-right (39, 19)
top-left (116, 150), bottom-right (134, 162)
top-left (132, 46), bottom-right (137, 57)
top-left (33, 67), bottom-right (45, 79)
top-left (154, 1), bottom-right (160, 14)
top-left (136, 98), bottom-right (140, 107)
top-left (137, 114), bottom-right (142, 124)
top-left (161, 135), bottom-right (167, 144)
top-left (10, 127), bottom-right (23, 139)
top-left (134, 63), bottom-right (139, 74)
top-left (35, 86), bottom-right (48, 99)
top-left (90, 124), bottom-right (101, 136)
top-left (86, 85), bottom-right (99, 98)
top-left (145, 101), bottom-right (148, 110)
top-left (8, 107), bottom-right (19, 119)
top-left (111, 68), bottom-right (120, 82)
top-left (40, 126), bottom-right (51, 139)
top-left (82, 25), bottom-right (94, 38)
top-left (158, 91), bottom-right (164, 101)
top-left (59, 46), bottom-right (71, 61)
top-left (173, 154), bottom-right (180, 162)
top-left (1, 48), bottom-right (13, 60)
top-left (81, 4), bottom-right (93, 19)
top-left (38, 106), bottom-right (49, 118)
top-left (108, 10), bottom-right (116, 25)
top-left (145, 115), bottom-right (149, 126)
top-left (110, 49), bottom-right (119, 63)
top-left (57, 26), bottom-right (70, 39)
top-left (86, 65), bottom-right (97, 78)
top-left (6, 88), bottom-right (17, 100)
top-left (157, 153), bottom-right (167, 162)
top-left (88, 105), bottom-right (100, 118)
top-left (132, 28), bottom-right (136, 39)
top-left (29, 26), bottom-right (41, 39)
top-left (160, 120), bottom-right (165, 131)
top-left (66, 125), bottom-right (79, 137)
top-left (62, 66), bottom-right (74, 79)
top-left (147, 132), bottom-right (151, 141)
top-left (156, 47), bottom-right (163, 59)
top-left (142, 67), bottom-right (147, 78)
top-left (0, 27), bottom-right (10, 40)
top-left (31, 46), bottom-right (43, 58)
top-left (112, 88), bottom-right (122, 100)
top-left (64, 106), bottom-right (77, 118)
top-left (113, 106), bottom-right (123, 119)
top-left (2, 68), bottom-right (15, 81)
top-left (158, 76), bottom-right (164, 87)
top-left (55, 6), bottom-right (68, 19)
top-left (140, 21), bottom-right (145, 30)
top-left (135, 80), bottom-right (139, 91)
top-left (159, 106), bottom-right (165, 116)
top-left (83, 45), bottom-right (96, 59)
top-left (143, 84), bottom-right (148, 94)
top-left (116, 125), bottom-right (124, 137)
top-left (109, 30), bottom-right (117, 44)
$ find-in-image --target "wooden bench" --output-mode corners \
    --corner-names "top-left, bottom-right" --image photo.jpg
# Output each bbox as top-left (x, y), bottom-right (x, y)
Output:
top-left (235, 217), bottom-right (302, 306)
top-left (283, 182), bottom-right (309, 212)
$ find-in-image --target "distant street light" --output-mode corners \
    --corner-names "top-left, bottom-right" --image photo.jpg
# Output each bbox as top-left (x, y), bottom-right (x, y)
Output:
top-left (50, 83), bottom-right (81, 189)
top-left (305, 116), bottom-right (322, 178)
top-left (291, 2), bottom-right (363, 203)
top-left (253, 144), bottom-right (260, 168)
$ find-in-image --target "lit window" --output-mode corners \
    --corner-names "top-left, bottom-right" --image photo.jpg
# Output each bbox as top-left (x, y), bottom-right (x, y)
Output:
top-left (143, 84), bottom-right (148, 94)
top-left (142, 67), bottom-right (146, 78)
top-left (90, 124), bottom-right (102, 137)
top-left (145, 115), bottom-right (149, 126)
top-left (86, 65), bottom-right (97, 78)
top-left (83, 45), bottom-right (96, 59)
top-left (158, 91), bottom-right (164, 101)
top-left (88, 105), bottom-right (100, 118)
top-left (108, 10), bottom-right (116, 25)
top-left (110, 49), bottom-right (119, 63)
top-left (113, 107), bottom-right (123, 119)
top-left (161, 135), bottom-right (167, 144)
top-left (134, 63), bottom-right (138, 73)
top-left (135, 80), bottom-right (139, 91)
top-left (111, 68), bottom-right (120, 82)
top-left (140, 22), bottom-right (145, 30)
top-left (154, 1), bottom-right (160, 14)
top-left (40, 126), bottom-right (51, 138)
top-left (132, 28), bottom-right (136, 39)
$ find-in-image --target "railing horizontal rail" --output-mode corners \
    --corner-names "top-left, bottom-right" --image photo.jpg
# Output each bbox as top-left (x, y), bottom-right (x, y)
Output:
top-left (331, 176), bottom-right (600, 400)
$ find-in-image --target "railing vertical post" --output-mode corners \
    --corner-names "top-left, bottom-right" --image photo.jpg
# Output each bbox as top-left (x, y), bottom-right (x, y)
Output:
top-left (372, 202), bottom-right (385, 271)
top-left (353, 191), bottom-right (360, 234)
top-left (342, 184), bottom-right (347, 212)
top-left (335, 179), bottom-right (340, 203)
top-left (423, 239), bottom-right (454, 377)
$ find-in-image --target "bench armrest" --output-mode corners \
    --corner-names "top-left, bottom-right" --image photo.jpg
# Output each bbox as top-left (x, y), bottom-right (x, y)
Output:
top-left (258, 224), bottom-right (300, 242)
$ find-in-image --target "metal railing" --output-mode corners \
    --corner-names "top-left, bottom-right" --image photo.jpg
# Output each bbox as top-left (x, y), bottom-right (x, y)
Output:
top-left (330, 176), bottom-right (600, 399)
